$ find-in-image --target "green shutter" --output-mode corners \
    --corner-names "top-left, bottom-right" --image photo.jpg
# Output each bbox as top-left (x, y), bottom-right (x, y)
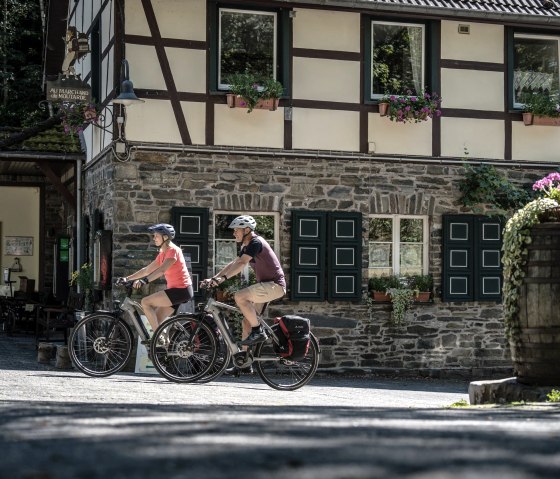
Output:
top-left (443, 214), bottom-right (502, 302)
top-left (327, 212), bottom-right (362, 301)
top-left (291, 210), bottom-right (326, 301)
top-left (443, 215), bottom-right (474, 301)
top-left (171, 207), bottom-right (209, 299)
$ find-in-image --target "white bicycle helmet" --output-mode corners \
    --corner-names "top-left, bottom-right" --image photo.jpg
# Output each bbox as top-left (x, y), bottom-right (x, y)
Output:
top-left (228, 215), bottom-right (257, 230)
top-left (147, 223), bottom-right (176, 239)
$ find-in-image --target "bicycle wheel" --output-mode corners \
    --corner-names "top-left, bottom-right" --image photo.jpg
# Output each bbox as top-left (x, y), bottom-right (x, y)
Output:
top-left (254, 333), bottom-right (320, 391)
top-left (68, 313), bottom-right (133, 377)
top-left (196, 331), bottom-right (231, 383)
top-left (150, 314), bottom-right (217, 383)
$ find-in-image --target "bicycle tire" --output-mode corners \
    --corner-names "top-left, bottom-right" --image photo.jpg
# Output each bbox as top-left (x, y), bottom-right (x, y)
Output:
top-left (68, 313), bottom-right (133, 377)
top-left (254, 332), bottom-right (320, 391)
top-left (150, 314), bottom-right (217, 383)
top-left (196, 331), bottom-right (231, 383)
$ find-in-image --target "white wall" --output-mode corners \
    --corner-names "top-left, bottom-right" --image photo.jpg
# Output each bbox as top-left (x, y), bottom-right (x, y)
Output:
top-left (0, 187), bottom-right (40, 294)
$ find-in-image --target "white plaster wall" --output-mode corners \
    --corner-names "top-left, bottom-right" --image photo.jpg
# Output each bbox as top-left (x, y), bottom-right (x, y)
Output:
top-left (293, 58), bottom-right (360, 103)
top-left (214, 105), bottom-right (284, 148)
top-left (0, 187), bottom-right (40, 290)
top-left (292, 109), bottom-right (359, 151)
top-left (293, 9), bottom-right (360, 51)
top-left (126, 44), bottom-right (165, 90)
top-left (441, 21), bottom-right (503, 63)
top-left (441, 69), bottom-right (504, 111)
top-left (368, 114), bottom-right (432, 156)
top-left (125, 99), bottom-right (206, 145)
top-left (441, 118), bottom-right (504, 159)
top-left (166, 48), bottom-right (206, 93)
top-left (126, 0), bottom-right (151, 36)
top-left (153, 0), bottom-right (206, 41)
top-left (512, 122), bottom-right (560, 162)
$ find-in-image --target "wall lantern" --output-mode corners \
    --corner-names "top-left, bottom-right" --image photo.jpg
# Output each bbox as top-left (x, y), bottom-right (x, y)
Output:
top-left (112, 59), bottom-right (145, 106)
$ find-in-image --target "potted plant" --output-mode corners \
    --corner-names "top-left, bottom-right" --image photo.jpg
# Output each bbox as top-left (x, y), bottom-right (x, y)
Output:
top-left (57, 101), bottom-right (100, 136)
top-left (225, 73), bottom-right (284, 113)
top-left (520, 91), bottom-right (560, 126)
top-left (386, 287), bottom-right (416, 325)
top-left (409, 274), bottom-right (433, 302)
top-left (381, 89), bottom-right (442, 124)
top-left (368, 275), bottom-right (401, 302)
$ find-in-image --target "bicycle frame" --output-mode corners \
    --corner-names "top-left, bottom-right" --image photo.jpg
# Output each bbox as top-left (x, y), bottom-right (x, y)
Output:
top-left (119, 296), bottom-right (151, 341)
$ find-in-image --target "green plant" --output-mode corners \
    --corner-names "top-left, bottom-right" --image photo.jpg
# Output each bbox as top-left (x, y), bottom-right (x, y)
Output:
top-left (448, 399), bottom-right (470, 408)
top-left (458, 163), bottom-right (532, 215)
top-left (382, 89), bottom-right (442, 123)
top-left (227, 73), bottom-right (284, 113)
top-left (368, 275), bottom-right (402, 292)
top-left (386, 287), bottom-right (415, 324)
top-left (409, 274), bottom-right (433, 293)
top-left (69, 263), bottom-right (94, 291)
top-left (56, 102), bottom-right (100, 136)
top-left (502, 197), bottom-right (559, 342)
top-left (546, 389), bottom-right (560, 402)
top-left (520, 91), bottom-right (560, 117)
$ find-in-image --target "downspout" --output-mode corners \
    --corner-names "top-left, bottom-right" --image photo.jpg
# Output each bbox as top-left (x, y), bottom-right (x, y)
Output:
top-left (76, 158), bottom-right (83, 293)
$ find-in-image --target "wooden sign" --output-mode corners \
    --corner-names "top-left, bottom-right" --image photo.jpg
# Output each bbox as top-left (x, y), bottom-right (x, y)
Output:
top-left (46, 75), bottom-right (91, 103)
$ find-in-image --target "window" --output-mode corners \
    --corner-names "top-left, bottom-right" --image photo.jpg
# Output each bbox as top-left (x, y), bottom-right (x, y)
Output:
top-left (210, 3), bottom-right (290, 93)
top-left (218, 8), bottom-right (277, 88)
top-left (213, 212), bottom-right (279, 279)
top-left (369, 20), bottom-right (426, 100)
top-left (368, 215), bottom-right (428, 277)
top-left (513, 33), bottom-right (560, 109)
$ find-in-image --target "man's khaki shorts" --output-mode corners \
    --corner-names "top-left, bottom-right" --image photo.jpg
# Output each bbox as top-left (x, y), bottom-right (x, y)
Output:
top-left (240, 281), bottom-right (285, 307)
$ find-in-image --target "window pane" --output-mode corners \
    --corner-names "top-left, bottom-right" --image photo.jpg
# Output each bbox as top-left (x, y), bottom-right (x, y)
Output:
top-left (220, 9), bottom-right (275, 86)
top-left (369, 218), bottom-right (392, 241)
top-left (400, 218), bottom-right (423, 242)
top-left (514, 35), bottom-right (559, 105)
top-left (400, 244), bottom-right (423, 275)
top-left (369, 242), bottom-right (392, 268)
top-left (371, 22), bottom-right (424, 98)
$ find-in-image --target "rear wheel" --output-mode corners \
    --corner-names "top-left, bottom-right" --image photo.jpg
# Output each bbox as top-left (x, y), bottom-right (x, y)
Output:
top-left (68, 313), bottom-right (133, 377)
top-left (150, 314), bottom-right (217, 383)
top-left (254, 333), bottom-right (320, 391)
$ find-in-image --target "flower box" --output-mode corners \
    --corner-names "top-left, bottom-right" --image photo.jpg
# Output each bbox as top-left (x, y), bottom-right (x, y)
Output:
top-left (371, 291), bottom-right (391, 302)
top-left (226, 93), bottom-right (279, 111)
top-left (532, 115), bottom-right (560, 126)
top-left (414, 292), bottom-right (431, 303)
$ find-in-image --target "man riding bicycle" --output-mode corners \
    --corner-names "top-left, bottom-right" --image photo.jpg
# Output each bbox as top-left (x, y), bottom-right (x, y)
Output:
top-left (202, 215), bottom-right (286, 346)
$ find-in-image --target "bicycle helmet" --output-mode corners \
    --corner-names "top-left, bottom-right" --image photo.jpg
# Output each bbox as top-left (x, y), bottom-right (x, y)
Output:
top-left (147, 223), bottom-right (175, 239)
top-left (228, 215), bottom-right (257, 230)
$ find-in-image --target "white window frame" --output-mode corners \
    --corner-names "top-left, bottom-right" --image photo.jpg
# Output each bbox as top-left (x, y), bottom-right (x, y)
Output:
top-left (513, 32), bottom-right (560, 110)
top-left (370, 20), bottom-right (426, 100)
top-left (212, 211), bottom-right (280, 277)
top-left (218, 8), bottom-right (278, 89)
top-left (368, 214), bottom-right (429, 277)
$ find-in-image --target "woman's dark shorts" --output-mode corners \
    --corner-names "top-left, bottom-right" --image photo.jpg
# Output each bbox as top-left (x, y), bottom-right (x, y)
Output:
top-left (164, 285), bottom-right (194, 305)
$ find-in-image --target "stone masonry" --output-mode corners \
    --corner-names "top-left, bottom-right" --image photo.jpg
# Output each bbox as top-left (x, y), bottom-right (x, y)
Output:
top-left (82, 149), bottom-right (552, 379)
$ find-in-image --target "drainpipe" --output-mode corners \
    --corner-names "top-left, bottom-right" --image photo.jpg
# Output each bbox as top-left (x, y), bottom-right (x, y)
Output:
top-left (76, 159), bottom-right (83, 293)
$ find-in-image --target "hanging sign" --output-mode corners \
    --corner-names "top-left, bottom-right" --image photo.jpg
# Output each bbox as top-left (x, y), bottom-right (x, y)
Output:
top-left (46, 75), bottom-right (91, 103)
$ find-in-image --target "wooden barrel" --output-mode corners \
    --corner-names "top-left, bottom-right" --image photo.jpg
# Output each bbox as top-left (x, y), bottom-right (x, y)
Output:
top-left (512, 223), bottom-right (560, 385)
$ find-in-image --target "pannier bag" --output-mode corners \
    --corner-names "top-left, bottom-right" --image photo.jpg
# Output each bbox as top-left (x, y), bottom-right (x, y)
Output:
top-left (272, 315), bottom-right (310, 361)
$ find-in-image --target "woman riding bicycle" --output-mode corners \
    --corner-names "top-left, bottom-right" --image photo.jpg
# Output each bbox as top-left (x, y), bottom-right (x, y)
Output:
top-left (118, 223), bottom-right (193, 335)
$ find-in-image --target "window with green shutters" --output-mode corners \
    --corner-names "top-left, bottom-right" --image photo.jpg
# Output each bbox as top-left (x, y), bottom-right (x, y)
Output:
top-left (291, 210), bottom-right (362, 301)
top-left (442, 214), bottom-right (503, 302)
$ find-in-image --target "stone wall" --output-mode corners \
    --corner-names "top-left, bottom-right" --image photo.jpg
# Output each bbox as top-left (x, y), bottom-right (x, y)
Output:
top-left (83, 149), bottom-right (551, 378)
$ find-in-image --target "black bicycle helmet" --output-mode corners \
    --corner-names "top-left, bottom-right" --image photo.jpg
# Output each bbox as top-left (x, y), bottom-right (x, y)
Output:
top-left (148, 223), bottom-right (175, 239)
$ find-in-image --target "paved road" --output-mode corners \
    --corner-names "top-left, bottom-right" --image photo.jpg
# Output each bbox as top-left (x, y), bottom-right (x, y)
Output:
top-left (1, 334), bottom-right (559, 479)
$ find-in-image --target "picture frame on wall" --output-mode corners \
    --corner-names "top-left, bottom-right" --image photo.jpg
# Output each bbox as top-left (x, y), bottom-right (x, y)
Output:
top-left (4, 236), bottom-right (33, 256)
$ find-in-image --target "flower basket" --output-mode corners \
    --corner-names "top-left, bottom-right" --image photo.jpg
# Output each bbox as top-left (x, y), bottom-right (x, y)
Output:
top-left (379, 90), bottom-right (442, 124)
top-left (226, 93), bottom-right (279, 111)
top-left (378, 102), bottom-right (389, 117)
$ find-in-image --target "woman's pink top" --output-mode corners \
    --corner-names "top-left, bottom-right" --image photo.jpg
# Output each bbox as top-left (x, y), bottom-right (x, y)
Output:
top-left (156, 243), bottom-right (192, 289)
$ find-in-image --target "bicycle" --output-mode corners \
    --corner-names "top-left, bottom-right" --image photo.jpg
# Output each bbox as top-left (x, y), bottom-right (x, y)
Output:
top-left (150, 286), bottom-right (321, 390)
top-left (68, 281), bottom-right (217, 380)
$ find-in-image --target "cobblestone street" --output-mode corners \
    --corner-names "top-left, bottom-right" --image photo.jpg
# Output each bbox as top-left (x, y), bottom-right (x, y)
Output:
top-left (1, 334), bottom-right (560, 479)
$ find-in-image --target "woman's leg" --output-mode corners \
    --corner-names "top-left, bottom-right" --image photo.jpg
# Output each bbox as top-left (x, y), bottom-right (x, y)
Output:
top-left (141, 290), bottom-right (173, 333)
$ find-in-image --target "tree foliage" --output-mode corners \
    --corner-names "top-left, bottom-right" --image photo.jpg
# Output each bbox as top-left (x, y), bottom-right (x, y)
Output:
top-left (0, 0), bottom-right (46, 127)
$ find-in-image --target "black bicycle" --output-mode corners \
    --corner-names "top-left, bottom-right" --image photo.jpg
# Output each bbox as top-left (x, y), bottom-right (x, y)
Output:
top-left (150, 286), bottom-right (320, 390)
top-left (68, 281), bottom-right (217, 380)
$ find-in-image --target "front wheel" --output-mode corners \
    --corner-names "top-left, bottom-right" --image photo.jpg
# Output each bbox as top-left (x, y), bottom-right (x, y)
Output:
top-left (68, 313), bottom-right (133, 377)
top-left (150, 314), bottom-right (217, 383)
top-left (254, 333), bottom-right (320, 391)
